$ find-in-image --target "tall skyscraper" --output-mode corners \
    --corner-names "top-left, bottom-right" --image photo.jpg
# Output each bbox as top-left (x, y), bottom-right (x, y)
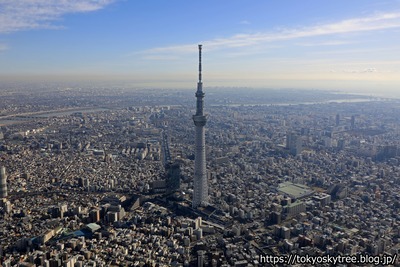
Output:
top-left (351, 115), bottom-right (356, 129)
top-left (336, 114), bottom-right (340, 126)
top-left (192, 44), bottom-right (208, 208)
top-left (286, 132), bottom-right (302, 156)
top-left (0, 166), bottom-right (7, 199)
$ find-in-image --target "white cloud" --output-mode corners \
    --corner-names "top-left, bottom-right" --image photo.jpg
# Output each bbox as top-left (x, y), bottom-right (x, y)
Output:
top-left (139, 11), bottom-right (400, 58)
top-left (239, 20), bottom-right (251, 25)
top-left (361, 67), bottom-right (378, 73)
top-left (0, 0), bottom-right (115, 33)
top-left (296, 40), bottom-right (353, 47)
top-left (331, 68), bottom-right (379, 73)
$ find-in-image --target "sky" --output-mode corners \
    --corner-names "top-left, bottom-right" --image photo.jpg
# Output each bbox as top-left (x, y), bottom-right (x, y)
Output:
top-left (0, 0), bottom-right (400, 93)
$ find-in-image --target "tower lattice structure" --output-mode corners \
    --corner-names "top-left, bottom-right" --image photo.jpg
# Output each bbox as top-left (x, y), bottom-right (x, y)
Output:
top-left (192, 44), bottom-right (208, 208)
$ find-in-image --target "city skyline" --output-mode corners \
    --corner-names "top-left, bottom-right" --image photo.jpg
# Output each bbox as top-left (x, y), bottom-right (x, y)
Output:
top-left (0, 0), bottom-right (400, 94)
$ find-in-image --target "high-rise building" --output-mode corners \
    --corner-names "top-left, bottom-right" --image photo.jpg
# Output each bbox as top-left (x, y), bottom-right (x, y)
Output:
top-left (192, 44), bottom-right (208, 208)
top-left (166, 161), bottom-right (181, 194)
top-left (336, 114), bottom-right (340, 126)
top-left (351, 115), bottom-right (356, 129)
top-left (286, 132), bottom-right (302, 156)
top-left (197, 250), bottom-right (206, 267)
top-left (0, 166), bottom-right (7, 199)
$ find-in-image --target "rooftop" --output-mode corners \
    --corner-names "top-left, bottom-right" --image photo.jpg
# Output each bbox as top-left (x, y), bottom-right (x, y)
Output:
top-left (277, 182), bottom-right (314, 199)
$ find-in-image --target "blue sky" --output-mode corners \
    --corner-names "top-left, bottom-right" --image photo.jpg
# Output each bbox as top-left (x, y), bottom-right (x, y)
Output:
top-left (0, 0), bottom-right (400, 93)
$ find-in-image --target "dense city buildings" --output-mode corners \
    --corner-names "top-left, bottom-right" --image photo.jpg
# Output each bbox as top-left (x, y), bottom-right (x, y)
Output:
top-left (1, 0), bottom-right (400, 266)
top-left (0, 80), bottom-right (400, 266)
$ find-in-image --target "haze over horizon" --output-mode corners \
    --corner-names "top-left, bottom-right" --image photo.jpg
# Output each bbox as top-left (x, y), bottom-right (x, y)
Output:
top-left (0, 0), bottom-right (400, 95)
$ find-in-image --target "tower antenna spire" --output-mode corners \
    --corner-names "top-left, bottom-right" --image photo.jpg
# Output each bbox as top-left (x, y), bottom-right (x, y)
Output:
top-left (198, 44), bottom-right (202, 83)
